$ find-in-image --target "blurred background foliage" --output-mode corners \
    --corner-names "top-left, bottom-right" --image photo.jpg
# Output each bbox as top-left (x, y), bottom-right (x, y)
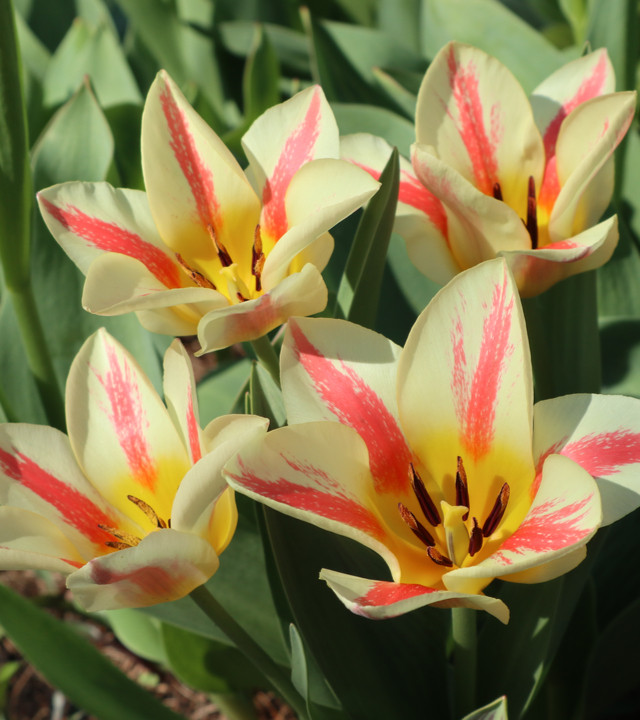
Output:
top-left (2, 1), bottom-right (640, 719)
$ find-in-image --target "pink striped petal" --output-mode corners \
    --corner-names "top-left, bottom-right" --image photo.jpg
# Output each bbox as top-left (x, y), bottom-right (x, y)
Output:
top-left (320, 569), bottom-right (509, 623)
top-left (499, 545), bottom-right (586, 585)
top-left (282, 317), bottom-right (412, 498)
top-left (416, 42), bottom-right (544, 220)
top-left (550, 91), bottom-right (636, 240)
top-left (398, 259), bottom-right (535, 527)
top-left (533, 393), bottom-right (640, 526)
top-left (223, 422), bottom-right (401, 575)
top-left (444, 455), bottom-right (601, 590)
top-left (37, 183), bottom-right (182, 289)
top-left (0, 424), bottom-right (138, 560)
top-left (242, 85), bottom-right (339, 246)
top-left (0, 506), bottom-right (85, 573)
top-left (67, 528), bottom-right (219, 611)
top-left (66, 329), bottom-right (191, 527)
top-left (142, 71), bottom-right (261, 280)
top-left (196, 263), bottom-right (327, 353)
top-left (501, 215), bottom-right (618, 297)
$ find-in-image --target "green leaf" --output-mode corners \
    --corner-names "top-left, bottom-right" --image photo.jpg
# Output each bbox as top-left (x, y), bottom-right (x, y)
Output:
top-left (15, 9), bottom-right (50, 82)
top-left (377, 0), bottom-right (421, 54)
top-left (559, 0), bottom-right (588, 44)
top-left (104, 103), bottom-right (144, 190)
top-left (331, 103), bottom-right (415, 158)
top-left (103, 609), bottom-right (167, 663)
top-left (249, 361), bottom-right (286, 428)
top-left (462, 697), bottom-right (508, 720)
top-left (387, 233), bottom-right (440, 316)
top-left (0, 581), bottom-right (183, 720)
top-left (197, 358), bottom-right (252, 426)
top-left (289, 624), bottom-right (308, 700)
top-left (371, 67), bottom-right (416, 119)
top-left (335, 146), bottom-right (399, 329)
top-left (421, 0), bottom-right (567, 94)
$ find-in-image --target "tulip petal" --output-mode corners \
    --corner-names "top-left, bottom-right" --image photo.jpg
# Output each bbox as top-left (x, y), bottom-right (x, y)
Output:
top-left (142, 71), bottom-right (261, 281)
top-left (341, 133), bottom-right (458, 285)
top-left (398, 259), bottom-right (535, 532)
top-left (320, 569), bottom-right (509, 624)
top-left (196, 263), bottom-right (328, 353)
top-left (0, 506), bottom-right (86, 573)
top-left (0, 424), bottom-right (136, 560)
top-left (37, 182), bottom-right (183, 289)
top-left (550, 91), bottom-right (636, 240)
top-left (533, 393), bottom-right (640, 526)
top-left (261, 159), bottom-right (380, 289)
top-left (66, 329), bottom-right (191, 528)
top-left (411, 144), bottom-right (532, 271)
top-left (289, 232), bottom-right (334, 275)
top-left (500, 215), bottom-right (618, 297)
top-left (172, 415), bottom-right (268, 553)
top-left (416, 42), bottom-right (544, 219)
top-left (67, 528), bottom-right (219, 611)
top-left (242, 85), bottom-right (339, 246)
top-left (282, 317), bottom-right (413, 498)
top-left (499, 545), bottom-right (586, 584)
top-left (444, 454), bottom-right (601, 590)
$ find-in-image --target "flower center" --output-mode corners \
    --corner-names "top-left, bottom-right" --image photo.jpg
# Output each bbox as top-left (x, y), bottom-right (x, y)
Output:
top-left (493, 177), bottom-right (538, 250)
top-left (98, 495), bottom-right (170, 551)
top-left (398, 458), bottom-right (511, 570)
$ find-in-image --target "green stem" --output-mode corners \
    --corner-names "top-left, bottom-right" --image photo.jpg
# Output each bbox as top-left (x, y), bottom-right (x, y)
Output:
top-left (521, 297), bottom-right (556, 402)
top-left (190, 585), bottom-right (307, 719)
top-left (209, 692), bottom-right (258, 720)
top-left (250, 334), bottom-right (281, 388)
top-left (9, 282), bottom-right (65, 431)
top-left (452, 607), bottom-right (477, 719)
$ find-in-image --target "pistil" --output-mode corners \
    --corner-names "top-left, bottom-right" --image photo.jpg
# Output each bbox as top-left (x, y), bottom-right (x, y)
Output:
top-left (409, 463), bottom-right (441, 527)
top-left (441, 502), bottom-right (470, 568)
top-left (398, 502), bottom-right (435, 547)
top-left (482, 483), bottom-right (510, 537)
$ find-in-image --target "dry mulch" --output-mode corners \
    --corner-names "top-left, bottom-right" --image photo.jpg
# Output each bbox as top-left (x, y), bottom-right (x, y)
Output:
top-left (0, 571), bottom-right (296, 720)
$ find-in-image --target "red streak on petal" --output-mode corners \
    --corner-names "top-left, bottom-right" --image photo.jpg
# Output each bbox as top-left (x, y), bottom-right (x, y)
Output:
top-left (447, 46), bottom-right (500, 196)
top-left (357, 580), bottom-right (437, 607)
top-left (93, 344), bottom-right (158, 491)
top-left (261, 89), bottom-right (322, 241)
top-left (227, 458), bottom-right (386, 539)
top-left (0, 446), bottom-right (117, 546)
top-left (64, 558), bottom-right (85, 569)
top-left (90, 559), bottom-right (190, 601)
top-left (493, 494), bottom-right (594, 565)
top-left (562, 430), bottom-right (640, 476)
top-left (186, 385), bottom-right (202, 464)
top-left (290, 323), bottom-right (412, 495)
top-left (159, 83), bottom-right (221, 232)
top-left (451, 274), bottom-right (514, 461)
top-left (40, 197), bottom-right (181, 289)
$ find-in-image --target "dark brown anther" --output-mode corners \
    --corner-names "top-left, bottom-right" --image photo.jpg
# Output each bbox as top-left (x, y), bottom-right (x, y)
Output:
top-left (98, 524), bottom-right (142, 548)
top-left (252, 225), bottom-right (265, 292)
top-left (175, 253), bottom-right (216, 290)
top-left (482, 483), bottom-right (511, 537)
top-left (398, 503), bottom-right (435, 547)
top-left (236, 291), bottom-right (248, 303)
top-left (128, 495), bottom-right (168, 529)
top-left (493, 182), bottom-right (503, 201)
top-left (455, 456), bottom-right (470, 521)
top-left (105, 541), bottom-right (133, 551)
top-left (468, 517), bottom-right (483, 557)
top-left (409, 463), bottom-right (441, 527)
top-left (427, 547), bottom-right (454, 568)
top-left (526, 176), bottom-right (538, 250)
top-left (207, 223), bottom-right (233, 267)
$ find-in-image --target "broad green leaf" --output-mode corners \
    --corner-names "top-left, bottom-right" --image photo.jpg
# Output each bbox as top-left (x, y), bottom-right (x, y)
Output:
top-left (331, 103), bottom-right (415, 158)
top-left (249, 362), bottom-right (286, 429)
top-left (559, 0), bottom-right (587, 44)
top-left (0, 660), bottom-right (20, 710)
top-left (197, 358), bottom-right (252, 426)
top-left (104, 103), bottom-right (144, 190)
top-left (104, 609), bottom-right (166, 663)
top-left (24, 0), bottom-right (75, 53)
top-left (387, 233), bottom-right (440, 316)
top-left (15, 9), bottom-right (49, 82)
top-left (76, 0), bottom-right (118, 33)
top-left (462, 697), bottom-right (508, 720)
top-left (0, 582), bottom-right (183, 720)
top-left (378, 0), bottom-right (421, 54)
top-left (420, 0), bottom-right (566, 94)
top-left (335, 146), bottom-right (399, 329)
top-left (289, 624), bottom-right (308, 699)
top-left (372, 67), bottom-right (417, 119)
top-left (600, 316), bottom-right (640, 398)
top-left (214, 0), bottom-right (296, 25)
top-left (43, 18), bottom-right (142, 108)
top-left (331, 0), bottom-right (376, 25)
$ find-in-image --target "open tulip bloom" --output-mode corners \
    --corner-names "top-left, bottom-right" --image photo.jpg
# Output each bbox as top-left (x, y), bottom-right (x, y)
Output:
top-left (37, 76), bottom-right (379, 352)
top-left (224, 258), bottom-right (640, 624)
top-left (0, 330), bottom-right (267, 611)
top-left (341, 43), bottom-right (636, 297)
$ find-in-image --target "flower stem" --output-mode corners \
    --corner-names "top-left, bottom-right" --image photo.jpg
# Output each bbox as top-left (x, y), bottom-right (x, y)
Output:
top-left (452, 607), bottom-right (477, 718)
top-left (9, 282), bottom-right (65, 431)
top-left (250, 334), bottom-right (281, 388)
top-left (190, 585), bottom-right (307, 719)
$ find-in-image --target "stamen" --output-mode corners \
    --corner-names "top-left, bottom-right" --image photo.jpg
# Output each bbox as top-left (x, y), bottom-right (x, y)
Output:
top-left (482, 483), bottom-right (511, 537)
top-left (398, 503), bottom-right (435, 547)
top-left (105, 541), bottom-right (133, 551)
top-left (427, 547), bottom-right (453, 568)
top-left (468, 517), bottom-right (483, 557)
top-left (493, 182), bottom-right (503, 201)
top-left (455, 456), bottom-right (470, 521)
top-left (98, 524), bottom-right (142, 548)
top-left (527, 176), bottom-right (538, 250)
top-left (128, 495), bottom-right (168, 529)
top-left (175, 253), bottom-right (216, 290)
top-left (207, 223), bottom-right (233, 267)
top-left (252, 225), bottom-right (265, 292)
top-left (409, 463), bottom-right (441, 527)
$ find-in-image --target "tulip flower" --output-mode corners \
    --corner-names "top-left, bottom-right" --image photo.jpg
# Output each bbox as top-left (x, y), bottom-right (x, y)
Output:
top-left (341, 44), bottom-right (636, 296)
top-left (37, 75), bottom-right (379, 352)
top-left (0, 330), bottom-right (267, 611)
top-left (224, 258), bottom-right (640, 623)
